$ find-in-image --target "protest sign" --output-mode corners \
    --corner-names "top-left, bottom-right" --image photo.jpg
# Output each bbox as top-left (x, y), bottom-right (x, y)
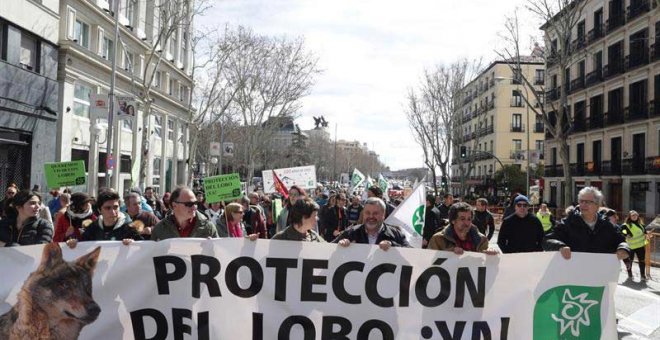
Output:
top-left (44, 160), bottom-right (86, 188)
top-left (203, 173), bottom-right (241, 203)
top-left (262, 165), bottom-right (317, 193)
top-left (0, 240), bottom-right (619, 339)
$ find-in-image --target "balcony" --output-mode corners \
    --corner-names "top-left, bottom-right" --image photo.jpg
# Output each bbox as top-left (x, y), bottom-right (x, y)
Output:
top-left (603, 62), bottom-right (624, 79)
top-left (510, 124), bottom-right (525, 133)
top-left (544, 164), bottom-right (564, 177)
top-left (625, 49), bottom-right (649, 71)
top-left (570, 163), bottom-right (586, 176)
top-left (585, 161), bottom-right (602, 175)
top-left (571, 118), bottom-right (587, 133)
top-left (533, 122), bottom-right (545, 133)
top-left (606, 14), bottom-right (625, 33)
top-left (624, 104), bottom-right (650, 122)
top-left (585, 69), bottom-right (603, 87)
top-left (534, 77), bottom-right (544, 85)
top-left (627, 0), bottom-right (650, 21)
top-left (546, 88), bottom-right (559, 101)
top-left (587, 24), bottom-right (604, 45)
top-left (570, 77), bottom-right (585, 93)
top-left (571, 37), bottom-right (586, 53)
top-left (623, 158), bottom-right (647, 175)
top-left (605, 110), bottom-right (625, 127)
top-left (477, 125), bottom-right (494, 137)
top-left (602, 160), bottom-right (622, 176)
top-left (588, 114), bottom-right (604, 130)
top-left (646, 156), bottom-right (660, 174)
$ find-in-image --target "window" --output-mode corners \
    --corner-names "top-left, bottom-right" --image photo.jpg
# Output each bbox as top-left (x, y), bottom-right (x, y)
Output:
top-left (167, 119), bottom-right (174, 141)
top-left (153, 70), bottom-right (161, 88)
top-left (122, 118), bottom-right (133, 130)
top-left (153, 157), bottom-right (161, 176)
top-left (178, 124), bottom-right (185, 143)
top-left (73, 82), bottom-right (92, 118)
top-left (513, 139), bottom-right (522, 150)
top-left (490, 140), bottom-right (493, 152)
top-left (0, 23), bottom-right (5, 61)
top-left (179, 84), bottom-right (187, 102)
top-left (535, 140), bottom-right (544, 153)
top-left (66, 7), bottom-right (76, 40)
top-left (511, 90), bottom-right (523, 107)
top-left (74, 20), bottom-right (90, 49)
top-left (102, 36), bottom-right (114, 61)
top-left (124, 0), bottom-right (136, 26)
top-left (154, 115), bottom-right (162, 138)
top-left (20, 34), bottom-right (37, 71)
top-left (169, 31), bottom-right (177, 57)
top-left (123, 50), bottom-right (134, 71)
top-left (535, 69), bottom-right (544, 85)
top-left (169, 78), bottom-right (176, 96)
top-left (512, 114), bottom-right (523, 131)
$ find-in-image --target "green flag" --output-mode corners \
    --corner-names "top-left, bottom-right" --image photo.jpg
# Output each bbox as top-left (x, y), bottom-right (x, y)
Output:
top-left (350, 168), bottom-right (365, 189)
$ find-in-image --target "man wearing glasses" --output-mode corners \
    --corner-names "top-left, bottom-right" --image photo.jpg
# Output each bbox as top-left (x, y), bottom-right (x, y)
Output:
top-left (543, 186), bottom-right (630, 260)
top-left (151, 186), bottom-right (218, 240)
top-left (497, 195), bottom-right (544, 253)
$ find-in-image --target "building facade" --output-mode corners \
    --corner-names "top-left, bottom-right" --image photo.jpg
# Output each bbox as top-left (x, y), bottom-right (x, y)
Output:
top-left (0, 0), bottom-right (60, 190)
top-left (452, 59), bottom-right (546, 198)
top-left (542, 0), bottom-right (660, 217)
top-left (56, 0), bottom-right (194, 195)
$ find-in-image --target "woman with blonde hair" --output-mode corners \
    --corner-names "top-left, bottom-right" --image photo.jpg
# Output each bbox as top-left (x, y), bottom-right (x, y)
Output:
top-left (216, 202), bottom-right (258, 240)
top-left (621, 210), bottom-right (649, 280)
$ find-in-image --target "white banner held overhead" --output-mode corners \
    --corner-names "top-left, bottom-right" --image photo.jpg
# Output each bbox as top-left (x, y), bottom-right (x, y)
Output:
top-left (0, 240), bottom-right (619, 339)
top-left (262, 165), bottom-right (317, 193)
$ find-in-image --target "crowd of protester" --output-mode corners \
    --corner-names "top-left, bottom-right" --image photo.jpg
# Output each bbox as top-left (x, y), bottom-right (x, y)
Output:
top-left (0, 181), bottom-right (650, 281)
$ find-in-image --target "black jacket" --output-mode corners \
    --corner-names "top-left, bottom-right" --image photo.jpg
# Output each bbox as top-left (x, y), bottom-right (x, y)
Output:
top-left (320, 206), bottom-right (348, 239)
top-left (543, 211), bottom-right (630, 255)
top-left (422, 206), bottom-right (444, 244)
top-left (82, 214), bottom-right (143, 241)
top-left (473, 210), bottom-right (495, 240)
top-left (497, 212), bottom-right (545, 253)
top-left (0, 217), bottom-right (53, 246)
top-left (332, 223), bottom-right (411, 247)
top-left (437, 203), bottom-right (451, 221)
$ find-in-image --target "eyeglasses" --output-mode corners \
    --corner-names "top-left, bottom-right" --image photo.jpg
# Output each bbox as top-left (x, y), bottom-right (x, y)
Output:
top-left (578, 199), bottom-right (596, 205)
top-left (234, 210), bottom-right (245, 214)
top-left (175, 201), bottom-right (198, 208)
top-left (516, 203), bottom-right (528, 208)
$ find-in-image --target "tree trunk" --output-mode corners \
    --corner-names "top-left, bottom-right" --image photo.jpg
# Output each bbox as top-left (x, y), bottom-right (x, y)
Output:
top-left (559, 139), bottom-right (573, 208)
top-left (138, 101), bottom-right (152, 189)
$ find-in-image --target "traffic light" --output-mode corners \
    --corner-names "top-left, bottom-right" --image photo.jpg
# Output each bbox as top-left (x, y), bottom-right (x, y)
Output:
top-left (441, 176), bottom-right (448, 189)
top-left (460, 146), bottom-right (467, 158)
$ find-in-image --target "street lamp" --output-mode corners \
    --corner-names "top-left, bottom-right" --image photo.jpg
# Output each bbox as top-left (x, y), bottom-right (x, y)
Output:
top-left (495, 75), bottom-right (532, 196)
top-left (210, 157), bottom-right (218, 176)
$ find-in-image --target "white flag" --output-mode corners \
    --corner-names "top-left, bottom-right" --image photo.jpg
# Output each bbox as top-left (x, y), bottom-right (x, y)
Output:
top-left (384, 182), bottom-right (425, 248)
top-left (361, 176), bottom-right (373, 201)
top-left (378, 173), bottom-right (389, 200)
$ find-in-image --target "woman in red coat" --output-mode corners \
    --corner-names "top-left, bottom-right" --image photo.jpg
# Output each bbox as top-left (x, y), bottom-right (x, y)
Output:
top-left (53, 192), bottom-right (96, 242)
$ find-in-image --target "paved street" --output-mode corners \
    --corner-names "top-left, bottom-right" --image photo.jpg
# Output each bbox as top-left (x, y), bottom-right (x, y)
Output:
top-left (490, 232), bottom-right (660, 339)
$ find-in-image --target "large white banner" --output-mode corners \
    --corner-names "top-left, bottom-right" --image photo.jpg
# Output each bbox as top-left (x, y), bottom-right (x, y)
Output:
top-left (262, 165), bottom-right (317, 193)
top-left (0, 240), bottom-right (619, 340)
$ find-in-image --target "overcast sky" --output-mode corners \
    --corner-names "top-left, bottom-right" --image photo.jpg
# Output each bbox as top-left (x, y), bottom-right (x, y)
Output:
top-left (199, 0), bottom-right (541, 171)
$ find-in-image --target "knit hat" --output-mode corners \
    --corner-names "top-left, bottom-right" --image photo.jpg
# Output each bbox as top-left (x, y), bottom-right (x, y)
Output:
top-left (513, 195), bottom-right (530, 205)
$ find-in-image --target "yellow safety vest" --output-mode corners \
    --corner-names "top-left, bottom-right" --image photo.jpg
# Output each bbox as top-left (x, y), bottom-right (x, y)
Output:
top-left (536, 211), bottom-right (553, 232)
top-left (623, 223), bottom-right (647, 250)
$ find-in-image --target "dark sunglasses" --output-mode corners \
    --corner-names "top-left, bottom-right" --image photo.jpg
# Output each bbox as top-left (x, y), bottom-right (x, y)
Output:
top-left (175, 201), bottom-right (198, 208)
top-left (516, 203), bottom-right (528, 207)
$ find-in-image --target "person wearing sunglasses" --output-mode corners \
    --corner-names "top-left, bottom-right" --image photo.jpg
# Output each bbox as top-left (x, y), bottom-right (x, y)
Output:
top-left (543, 186), bottom-right (630, 262)
top-left (151, 186), bottom-right (219, 240)
top-left (216, 203), bottom-right (258, 240)
top-left (497, 195), bottom-right (544, 254)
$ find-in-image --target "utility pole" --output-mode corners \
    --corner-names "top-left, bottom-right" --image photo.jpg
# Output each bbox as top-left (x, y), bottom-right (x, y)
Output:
top-left (106, 0), bottom-right (121, 190)
top-left (332, 123), bottom-right (337, 183)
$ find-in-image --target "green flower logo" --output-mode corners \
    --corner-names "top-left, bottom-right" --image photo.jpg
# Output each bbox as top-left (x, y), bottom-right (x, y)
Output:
top-left (533, 285), bottom-right (604, 340)
top-left (412, 205), bottom-right (425, 234)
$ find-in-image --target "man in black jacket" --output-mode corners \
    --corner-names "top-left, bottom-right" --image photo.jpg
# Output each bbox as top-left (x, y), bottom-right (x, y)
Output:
top-left (497, 195), bottom-right (544, 253)
top-left (422, 194), bottom-right (444, 248)
top-left (543, 186), bottom-right (630, 260)
top-left (333, 197), bottom-right (410, 250)
top-left (473, 198), bottom-right (495, 240)
top-left (437, 193), bottom-right (453, 221)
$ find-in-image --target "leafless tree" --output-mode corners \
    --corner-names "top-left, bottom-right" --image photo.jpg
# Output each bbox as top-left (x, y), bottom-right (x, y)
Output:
top-left (225, 27), bottom-right (321, 182)
top-left (497, 1), bottom-right (587, 207)
top-left (135, 0), bottom-right (212, 187)
top-left (406, 59), bottom-right (480, 194)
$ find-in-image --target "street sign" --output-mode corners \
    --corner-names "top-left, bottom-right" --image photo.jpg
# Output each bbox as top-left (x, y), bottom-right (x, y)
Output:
top-left (44, 160), bottom-right (87, 188)
top-left (223, 142), bottom-right (234, 157)
top-left (209, 142), bottom-right (221, 156)
top-left (89, 94), bottom-right (109, 120)
top-left (203, 173), bottom-right (242, 203)
top-left (106, 154), bottom-right (115, 170)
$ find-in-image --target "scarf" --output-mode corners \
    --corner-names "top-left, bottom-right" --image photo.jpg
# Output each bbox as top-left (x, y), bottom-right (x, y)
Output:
top-left (66, 206), bottom-right (94, 220)
top-left (228, 221), bottom-right (243, 238)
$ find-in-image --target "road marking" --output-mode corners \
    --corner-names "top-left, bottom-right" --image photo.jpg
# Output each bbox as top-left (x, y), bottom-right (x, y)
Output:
top-left (616, 285), bottom-right (660, 337)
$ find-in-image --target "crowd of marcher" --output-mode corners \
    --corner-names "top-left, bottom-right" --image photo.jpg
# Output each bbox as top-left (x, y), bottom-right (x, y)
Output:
top-left (0, 181), bottom-right (651, 281)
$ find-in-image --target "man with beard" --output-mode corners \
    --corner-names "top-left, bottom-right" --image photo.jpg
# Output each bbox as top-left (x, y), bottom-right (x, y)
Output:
top-left (125, 192), bottom-right (160, 240)
top-left (333, 197), bottom-right (410, 250)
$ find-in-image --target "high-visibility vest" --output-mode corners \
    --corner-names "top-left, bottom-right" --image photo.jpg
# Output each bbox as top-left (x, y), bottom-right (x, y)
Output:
top-left (623, 222), bottom-right (647, 250)
top-left (536, 211), bottom-right (553, 232)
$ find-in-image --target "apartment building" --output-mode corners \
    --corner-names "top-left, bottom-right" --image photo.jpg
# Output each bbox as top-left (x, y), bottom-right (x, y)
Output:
top-left (57, 0), bottom-right (193, 194)
top-left (451, 58), bottom-right (546, 198)
top-left (0, 0), bottom-right (60, 190)
top-left (542, 0), bottom-right (660, 216)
